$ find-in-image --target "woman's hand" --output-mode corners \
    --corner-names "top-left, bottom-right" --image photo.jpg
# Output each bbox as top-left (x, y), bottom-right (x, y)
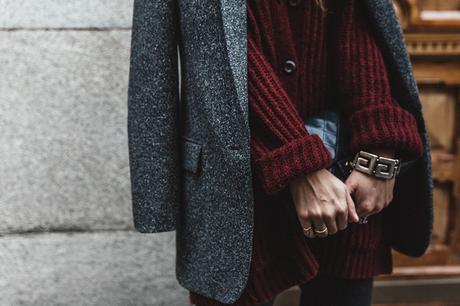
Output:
top-left (288, 169), bottom-right (360, 239)
top-left (344, 149), bottom-right (396, 220)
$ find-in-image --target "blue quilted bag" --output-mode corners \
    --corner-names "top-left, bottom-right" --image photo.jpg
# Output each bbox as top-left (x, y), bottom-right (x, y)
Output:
top-left (304, 110), bottom-right (352, 181)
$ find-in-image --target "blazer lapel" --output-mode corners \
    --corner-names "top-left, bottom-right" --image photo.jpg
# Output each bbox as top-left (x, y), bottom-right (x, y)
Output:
top-left (219, 0), bottom-right (248, 129)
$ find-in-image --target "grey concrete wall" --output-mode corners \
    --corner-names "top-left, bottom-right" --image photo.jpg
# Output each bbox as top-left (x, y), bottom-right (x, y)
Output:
top-left (0, 1), bottom-right (187, 305)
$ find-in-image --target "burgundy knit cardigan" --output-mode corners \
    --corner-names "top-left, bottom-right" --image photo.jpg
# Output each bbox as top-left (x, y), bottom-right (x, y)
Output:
top-left (189, 1), bottom-right (424, 305)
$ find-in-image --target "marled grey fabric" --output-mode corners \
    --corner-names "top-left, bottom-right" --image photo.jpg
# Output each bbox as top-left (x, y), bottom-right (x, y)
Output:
top-left (126, 0), bottom-right (433, 304)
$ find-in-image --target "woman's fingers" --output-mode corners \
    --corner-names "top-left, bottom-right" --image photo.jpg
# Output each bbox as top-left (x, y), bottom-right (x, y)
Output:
top-left (336, 199), bottom-right (349, 231)
top-left (324, 217), bottom-right (338, 235)
top-left (323, 209), bottom-right (339, 235)
top-left (290, 169), bottom-right (362, 239)
top-left (345, 189), bottom-right (360, 223)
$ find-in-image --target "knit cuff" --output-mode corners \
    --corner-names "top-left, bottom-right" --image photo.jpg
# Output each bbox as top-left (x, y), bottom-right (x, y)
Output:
top-left (347, 103), bottom-right (424, 161)
top-left (253, 134), bottom-right (334, 195)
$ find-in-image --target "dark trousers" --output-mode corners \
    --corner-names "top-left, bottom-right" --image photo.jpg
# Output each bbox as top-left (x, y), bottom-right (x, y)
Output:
top-left (257, 274), bottom-right (374, 306)
top-left (298, 274), bottom-right (374, 306)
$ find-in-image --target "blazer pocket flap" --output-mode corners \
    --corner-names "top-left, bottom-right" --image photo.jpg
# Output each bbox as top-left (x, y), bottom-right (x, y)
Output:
top-left (181, 137), bottom-right (203, 174)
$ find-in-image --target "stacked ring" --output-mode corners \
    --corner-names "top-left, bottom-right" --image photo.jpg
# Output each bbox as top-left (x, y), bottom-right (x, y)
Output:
top-left (313, 227), bottom-right (328, 235)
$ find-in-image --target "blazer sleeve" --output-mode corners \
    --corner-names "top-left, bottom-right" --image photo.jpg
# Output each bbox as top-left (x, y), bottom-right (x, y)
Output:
top-left (333, 0), bottom-right (423, 161)
top-left (249, 36), bottom-right (333, 195)
top-left (127, 0), bottom-right (180, 233)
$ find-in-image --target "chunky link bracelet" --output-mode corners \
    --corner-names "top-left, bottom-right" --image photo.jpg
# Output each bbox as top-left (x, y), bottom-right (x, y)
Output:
top-left (345, 150), bottom-right (401, 180)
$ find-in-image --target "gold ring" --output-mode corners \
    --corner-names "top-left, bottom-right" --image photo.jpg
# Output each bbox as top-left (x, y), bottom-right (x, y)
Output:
top-left (313, 227), bottom-right (328, 234)
top-left (303, 226), bottom-right (313, 232)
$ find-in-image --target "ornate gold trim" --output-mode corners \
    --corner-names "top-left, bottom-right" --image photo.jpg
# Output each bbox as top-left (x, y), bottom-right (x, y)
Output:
top-left (405, 33), bottom-right (460, 56)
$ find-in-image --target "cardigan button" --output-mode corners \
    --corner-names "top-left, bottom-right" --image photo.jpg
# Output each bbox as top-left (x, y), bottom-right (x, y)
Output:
top-left (283, 60), bottom-right (296, 74)
top-left (288, 0), bottom-right (303, 7)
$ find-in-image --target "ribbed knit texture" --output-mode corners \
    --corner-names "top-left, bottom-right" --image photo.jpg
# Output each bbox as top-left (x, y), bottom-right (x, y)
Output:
top-left (248, 35), bottom-right (334, 194)
top-left (333, 0), bottom-right (423, 160)
top-left (189, 0), bottom-right (423, 305)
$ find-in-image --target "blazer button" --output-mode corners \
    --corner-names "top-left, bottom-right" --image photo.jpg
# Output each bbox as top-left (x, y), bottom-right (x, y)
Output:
top-left (283, 60), bottom-right (296, 74)
top-left (288, 0), bottom-right (302, 7)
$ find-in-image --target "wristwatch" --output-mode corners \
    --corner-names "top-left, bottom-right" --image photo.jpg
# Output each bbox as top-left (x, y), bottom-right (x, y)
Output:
top-left (346, 150), bottom-right (401, 180)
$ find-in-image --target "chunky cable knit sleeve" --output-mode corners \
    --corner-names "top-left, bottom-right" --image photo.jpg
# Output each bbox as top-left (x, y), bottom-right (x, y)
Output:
top-left (248, 35), bottom-right (333, 195)
top-left (334, 0), bottom-right (423, 161)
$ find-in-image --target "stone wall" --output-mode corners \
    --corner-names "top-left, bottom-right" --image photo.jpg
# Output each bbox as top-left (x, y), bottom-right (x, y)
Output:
top-left (0, 1), bottom-right (187, 305)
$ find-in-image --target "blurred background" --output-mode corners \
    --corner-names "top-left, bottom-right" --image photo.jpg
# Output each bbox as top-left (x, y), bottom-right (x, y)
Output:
top-left (0, 0), bottom-right (460, 305)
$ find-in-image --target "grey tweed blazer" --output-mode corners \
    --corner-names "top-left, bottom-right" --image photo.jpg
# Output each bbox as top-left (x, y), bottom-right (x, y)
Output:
top-left (127, 0), bottom-right (433, 303)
